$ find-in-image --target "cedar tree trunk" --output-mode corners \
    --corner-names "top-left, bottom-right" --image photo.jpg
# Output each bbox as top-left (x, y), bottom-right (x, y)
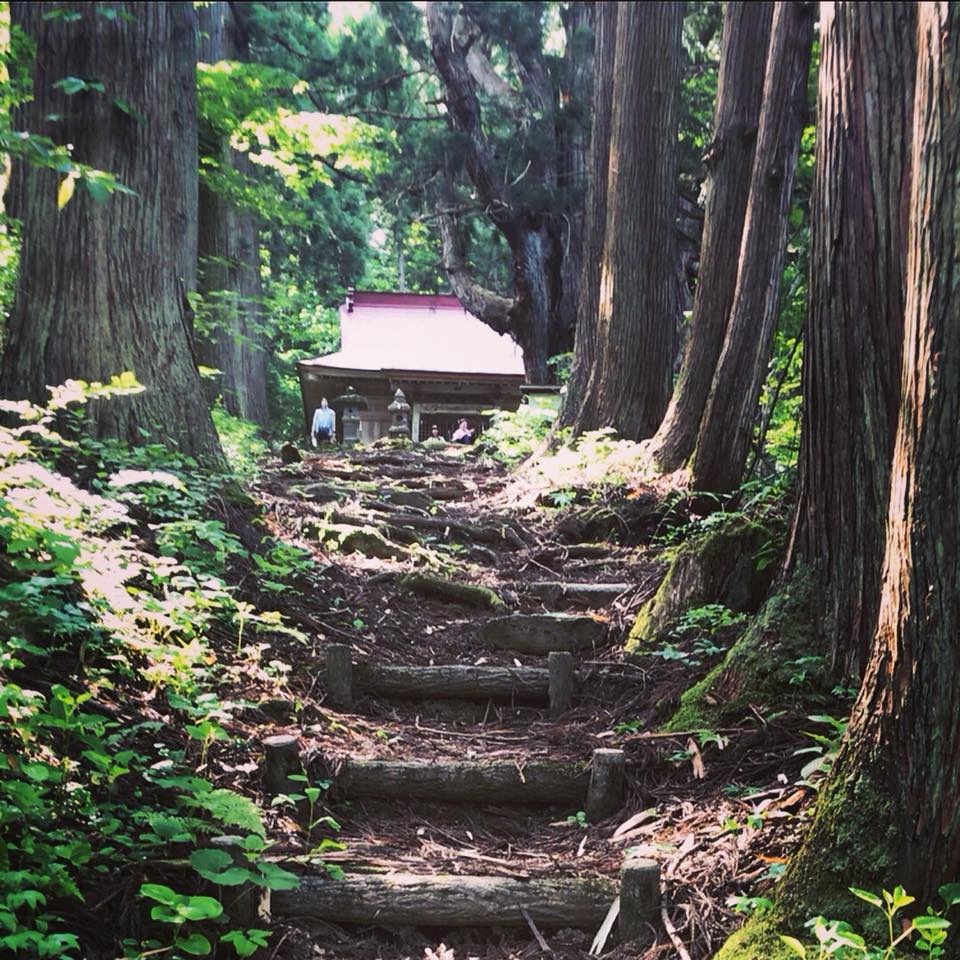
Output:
top-left (647, 2), bottom-right (774, 471)
top-left (785, 1), bottom-right (915, 677)
top-left (196, 2), bottom-right (269, 426)
top-left (428, 2), bottom-right (571, 384)
top-left (0, 2), bottom-right (222, 462)
top-left (774, 0), bottom-right (960, 920)
top-left (688, 1), bottom-right (814, 492)
top-left (557, 1), bottom-right (618, 432)
top-left (574, 1), bottom-right (683, 440)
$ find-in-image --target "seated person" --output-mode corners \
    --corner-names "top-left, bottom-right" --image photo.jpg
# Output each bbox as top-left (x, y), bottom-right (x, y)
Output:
top-left (430, 424), bottom-right (441, 439)
top-left (451, 418), bottom-right (474, 444)
top-left (311, 398), bottom-right (336, 446)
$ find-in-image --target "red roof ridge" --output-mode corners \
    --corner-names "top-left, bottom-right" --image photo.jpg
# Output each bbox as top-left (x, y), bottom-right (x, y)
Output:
top-left (346, 290), bottom-right (465, 311)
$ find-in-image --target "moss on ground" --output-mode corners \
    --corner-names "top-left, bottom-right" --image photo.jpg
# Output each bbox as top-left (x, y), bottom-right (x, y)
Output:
top-left (627, 514), bottom-right (782, 651)
top-left (663, 569), bottom-right (829, 730)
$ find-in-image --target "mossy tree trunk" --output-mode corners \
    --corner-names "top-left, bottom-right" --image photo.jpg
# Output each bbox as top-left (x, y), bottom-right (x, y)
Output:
top-left (646, 1), bottom-right (774, 472)
top-left (0, 2), bottom-right (223, 463)
top-left (556, 1), bottom-right (617, 432)
top-left (570, 1), bottom-right (683, 441)
top-left (785, 2), bottom-right (916, 678)
top-left (196, 2), bottom-right (269, 426)
top-left (726, 7), bottom-right (960, 946)
top-left (687, 2), bottom-right (814, 493)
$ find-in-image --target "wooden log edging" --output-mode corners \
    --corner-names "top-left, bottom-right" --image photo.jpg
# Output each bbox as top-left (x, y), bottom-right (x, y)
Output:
top-left (480, 613), bottom-right (608, 655)
top-left (272, 872), bottom-right (619, 929)
top-left (332, 757), bottom-right (590, 805)
top-left (302, 747), bottom-right (625, 819)
top-left (323, 644), bottom-right (574, 707)
top-left (271, 857), bottom-right (661, 933)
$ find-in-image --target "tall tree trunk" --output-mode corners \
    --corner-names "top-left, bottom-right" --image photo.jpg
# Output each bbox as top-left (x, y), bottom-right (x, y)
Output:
top-left (646, 2), bottom-right (774, 471)
top-left (687, 1), bottom-right (814, 492)
top-left (785, 1), bottom-right (915, 678)
top-left (771, 0), bottom-right (960, 922)
top-left (196, 2), bottom-right (269, 426)
top-left (556, 1), bottom-right (593, 351)
top-left (427, 1), bottom-right (572, 384)
top-left (0, 1), bottom-right (222, 462)
top-left (573, 1), bottom-right (683, 440)
top-left (557, 1), bottom-right (617, 432)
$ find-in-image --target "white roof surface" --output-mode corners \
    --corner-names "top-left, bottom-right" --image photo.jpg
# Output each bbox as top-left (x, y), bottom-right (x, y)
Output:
top-left (300, 292), bottom-right (525, 377)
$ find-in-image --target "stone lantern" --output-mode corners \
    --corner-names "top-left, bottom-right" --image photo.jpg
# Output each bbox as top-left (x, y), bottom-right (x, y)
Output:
top-left (387, 388), bottom-right (411, 440)
top-left (333, 385), bottom-right (367, 447)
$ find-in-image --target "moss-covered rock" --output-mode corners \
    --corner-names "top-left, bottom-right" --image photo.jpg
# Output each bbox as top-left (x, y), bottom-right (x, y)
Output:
top-left (663, 570), bottom-right (826, 730)
top-left (307, 520), bottom-right (408, 560)
top-left (628, 515), bottom-right (782, 650)
top-left (399, 572), bottom-right (505, 610)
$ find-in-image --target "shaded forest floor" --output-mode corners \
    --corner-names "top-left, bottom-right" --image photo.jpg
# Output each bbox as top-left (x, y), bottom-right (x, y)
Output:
top-left (227, 445), bottom-right (822, 960)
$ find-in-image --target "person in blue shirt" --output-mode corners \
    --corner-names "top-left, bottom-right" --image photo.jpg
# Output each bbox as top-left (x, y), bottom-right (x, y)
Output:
top-left (311, 398), bottom-right (336, 446)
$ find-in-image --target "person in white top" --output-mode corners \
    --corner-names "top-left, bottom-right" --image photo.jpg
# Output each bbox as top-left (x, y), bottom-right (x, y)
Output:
top-left (451, 418), bottom-right (474, 444)
top-left (311, 398), bottom-right (336, 446)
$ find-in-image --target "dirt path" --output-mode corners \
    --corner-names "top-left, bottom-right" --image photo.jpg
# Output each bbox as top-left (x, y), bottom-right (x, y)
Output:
top-left (244, 447), bottom-right (811, 960)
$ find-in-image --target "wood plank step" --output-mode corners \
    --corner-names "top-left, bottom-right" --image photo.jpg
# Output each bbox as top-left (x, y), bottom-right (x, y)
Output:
top-left (481, 613), bottom-right (607, 654)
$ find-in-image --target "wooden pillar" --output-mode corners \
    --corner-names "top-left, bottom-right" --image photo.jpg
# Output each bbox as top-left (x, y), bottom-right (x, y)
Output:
top-left (548, 651), bottom-right (574, 715)
top-left (619, 856), bottom-right (660, 940)
top-left (584, 748), bottom-right (625, 821)
top-left (262, 733), bottom-right (301, 798)
top-left (325, 643), bottom-right (354, 709)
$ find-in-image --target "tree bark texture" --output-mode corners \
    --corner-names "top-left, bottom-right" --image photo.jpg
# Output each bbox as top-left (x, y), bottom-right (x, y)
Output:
top-left (0, 2), bottom-right (222, 462)
top-left (274, 872), bottom-right (620, 929)
top-left (556, 1), bottom-right (594, 347)
top-left (778, 0), bottom-right (960, 916)
top-left (647, 2), bottom-right (774, 471)
top-left (427, 2), bottom-right (571, 384)
top-left (688, 2), bottom-right (814, 492)
top-left (785, 1), bottom-right (916, 678)
top-left (557, 1), bottom-right (618, 431)
top-left (196, 2), bottom-right (269, 426)
top-left (574, 1), bottom-right (683, 440)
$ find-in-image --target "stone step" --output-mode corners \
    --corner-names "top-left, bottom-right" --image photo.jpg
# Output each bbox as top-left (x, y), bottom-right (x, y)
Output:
top-left (481, 612), bottom-right (608, 655)
top-left (269, 858), bottom-right (659, 933)
top-left (524, 581), bottom-right (632, 606)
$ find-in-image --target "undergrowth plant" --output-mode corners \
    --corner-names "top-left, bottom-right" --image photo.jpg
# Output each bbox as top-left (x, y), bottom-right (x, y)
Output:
top-left (781, 884), bottom-right (960, 959)
top-left (0, 379), bottom-right (313, 958)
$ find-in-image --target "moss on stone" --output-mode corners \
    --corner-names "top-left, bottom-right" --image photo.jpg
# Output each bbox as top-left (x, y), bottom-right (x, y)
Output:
top-left (627, 515), bottom-right (783, 651)
top-left (663, 570), bottom-right (828, 730)
top-left (712, 913), bottom-right (797, 960)
top-left (399, 572), bottom-right (506, 610)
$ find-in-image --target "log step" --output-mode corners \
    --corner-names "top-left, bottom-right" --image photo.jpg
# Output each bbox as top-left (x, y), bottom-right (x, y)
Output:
top-left (264, 738), bottom-right (626, 820)
top-left (525, 581), bottom-right (632, 606)
top-left (480, 613), bottom-right (607, 655)
top-left (270, 857), bottom-right (660, 932)
top-left (324, 644), bottom-right (575, 712)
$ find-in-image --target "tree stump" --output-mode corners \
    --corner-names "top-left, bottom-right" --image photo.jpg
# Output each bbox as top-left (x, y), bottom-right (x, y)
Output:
top-left (262, 733), bottom-right (301, 797)
top-left (619, 856), bottom-right (660, 940)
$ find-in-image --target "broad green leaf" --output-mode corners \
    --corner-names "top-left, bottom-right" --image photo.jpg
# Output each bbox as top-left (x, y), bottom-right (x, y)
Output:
top-left (139, 883), bottom-right (178, 906)
top-left (255, 861), bottom-right (300, 891)
top-left (939, 882), bottom-right (960, 907)
top-left (175, 932), bottom-right (212, 956)
top-left (175, 895), bottom-right (223, 921)
top-left (848, 887), bottom-right (883, 908)
top-left (912, 916), bottom-right (951, 931)
top-left (779, 936), bottom-right (806, 958)
top-left (190, 848), bottom-right (232, 873)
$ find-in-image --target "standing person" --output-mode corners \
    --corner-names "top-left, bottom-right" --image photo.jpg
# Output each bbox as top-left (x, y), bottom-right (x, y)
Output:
top-left (451, 419), bottom-right (474, 444)
top-left (429, 424), bottom-right (441, 439)
top-left (311, 398), bottom-right (336, 446)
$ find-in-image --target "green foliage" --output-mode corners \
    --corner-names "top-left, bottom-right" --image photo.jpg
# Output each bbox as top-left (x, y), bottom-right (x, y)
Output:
top-left (0, 382), bottom-right (323, 956)
top-left (211, 403), bottom-right (269, 482)
top-left (478, 404), bottom-right (557, 464)
top-left (794, 714), bottom-right (848, 786)
top-left (780, 884), bottom-right (959, 959)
